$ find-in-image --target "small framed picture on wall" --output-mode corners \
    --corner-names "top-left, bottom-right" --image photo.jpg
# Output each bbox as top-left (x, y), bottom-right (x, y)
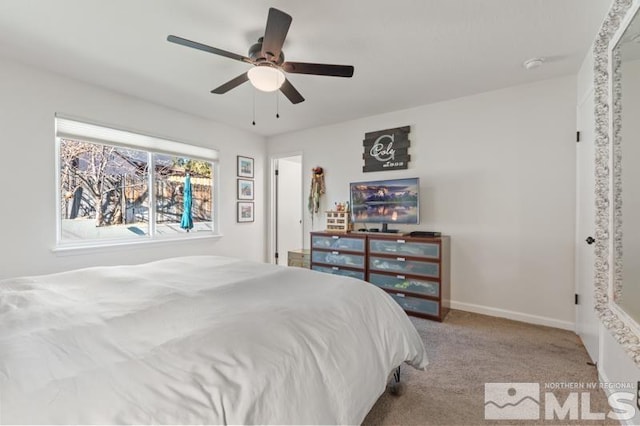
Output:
top-left (237, 201), bottom-right (255, 223)
top-left (237, 156), bottom-right (254, 178)
top-left (237, 179), bottom-right (254, 200)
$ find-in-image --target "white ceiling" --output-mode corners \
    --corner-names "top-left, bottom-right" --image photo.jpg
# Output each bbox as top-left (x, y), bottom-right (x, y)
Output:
top-left (0, 0), bottom-right (609, 137)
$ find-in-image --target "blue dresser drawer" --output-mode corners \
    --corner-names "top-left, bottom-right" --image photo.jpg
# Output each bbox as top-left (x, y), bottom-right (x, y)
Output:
top-left (369, 272), bottom-right (439, 297)
top-left (369, 256), bottom-right (439, 278)
top-left (311, 265), bottom-right (365, 280)
top-left (369, 238), bottom-right (440, 259)
top-left (312, 250), bottom-right (365, 268)
top-left (389, 292), bottom-right (440, 317)
top-left (311, 234), bottom-right (365, 252)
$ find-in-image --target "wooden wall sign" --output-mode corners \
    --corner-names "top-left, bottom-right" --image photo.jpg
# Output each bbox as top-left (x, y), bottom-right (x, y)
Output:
top-left (362, 126), bottom-right (411, 172)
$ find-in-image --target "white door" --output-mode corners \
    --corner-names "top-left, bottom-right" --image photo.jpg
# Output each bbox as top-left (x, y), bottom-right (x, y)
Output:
top-left (575, 89), bottom-right (599, 363)
top-left (275, 155), bottom-right (303, 265)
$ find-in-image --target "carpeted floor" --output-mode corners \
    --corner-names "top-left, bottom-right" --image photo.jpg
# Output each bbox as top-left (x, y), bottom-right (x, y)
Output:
top-left (363, 310), bottom-right (619, 425)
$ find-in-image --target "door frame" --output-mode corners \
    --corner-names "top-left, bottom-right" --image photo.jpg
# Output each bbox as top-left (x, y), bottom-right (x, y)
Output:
top-left (268, 151), bottom-right (304, 265)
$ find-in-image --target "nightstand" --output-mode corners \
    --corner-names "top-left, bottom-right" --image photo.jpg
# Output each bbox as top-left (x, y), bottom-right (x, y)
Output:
top-left (287, 249), bottom-right (310, 268)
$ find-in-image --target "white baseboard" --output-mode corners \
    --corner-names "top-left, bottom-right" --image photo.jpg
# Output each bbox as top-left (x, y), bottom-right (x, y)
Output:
top-left (598, 369), bottom-right (638, 426)
top-left (450, 300), bottom-right (575, 331)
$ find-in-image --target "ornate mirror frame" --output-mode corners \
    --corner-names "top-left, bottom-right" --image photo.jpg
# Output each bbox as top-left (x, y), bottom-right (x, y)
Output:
top-left (594, 0), bottom-right (640, 366)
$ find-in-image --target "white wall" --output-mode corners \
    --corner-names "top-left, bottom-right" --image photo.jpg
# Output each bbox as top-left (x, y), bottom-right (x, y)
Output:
top-left (0, 57), bottom-right (267, 279)
top-left (268, 76), bottom-right (578, 329)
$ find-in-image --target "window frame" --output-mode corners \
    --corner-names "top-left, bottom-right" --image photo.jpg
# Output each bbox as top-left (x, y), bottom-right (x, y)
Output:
top-left (54, 115), bottom-right (220, 252)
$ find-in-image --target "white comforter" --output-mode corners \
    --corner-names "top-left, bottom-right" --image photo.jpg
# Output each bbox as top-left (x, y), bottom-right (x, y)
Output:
top-left (0, 256), bottom-right (427, 424)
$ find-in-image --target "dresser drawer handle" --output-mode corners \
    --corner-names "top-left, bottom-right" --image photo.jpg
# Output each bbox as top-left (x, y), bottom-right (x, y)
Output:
top-left (396, 293), bottom-right (406, 298)
top-left (332, 251), bottom-right (339, 255)
top-left (332, 267), bottom-right (339, 271)
top-left (397, 239), bottom-right (405, 244)
top-left (396, 275), bottom-right (405, 279)
top-left (332, 235), bottom-right (339, 239)
top-left (397, 257), bottom-right (406, 262)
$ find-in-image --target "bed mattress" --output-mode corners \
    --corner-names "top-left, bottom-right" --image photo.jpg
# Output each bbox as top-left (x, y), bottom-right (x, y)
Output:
top-left (0, 255), bottom-right (427, 424)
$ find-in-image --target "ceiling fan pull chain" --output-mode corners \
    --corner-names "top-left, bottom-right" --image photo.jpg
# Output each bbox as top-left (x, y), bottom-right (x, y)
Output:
top-left (276, 89), bottom-right (280, 119)
top-left (252, 88), bottom-right (256, 126)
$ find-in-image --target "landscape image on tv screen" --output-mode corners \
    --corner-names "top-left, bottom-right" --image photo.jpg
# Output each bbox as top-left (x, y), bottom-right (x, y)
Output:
top-left (350, 177), bottom-right (419, 224)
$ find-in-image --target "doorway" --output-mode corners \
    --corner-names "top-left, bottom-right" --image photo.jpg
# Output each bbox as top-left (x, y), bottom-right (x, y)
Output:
top-left (271, 154), bottom-right (303, 265)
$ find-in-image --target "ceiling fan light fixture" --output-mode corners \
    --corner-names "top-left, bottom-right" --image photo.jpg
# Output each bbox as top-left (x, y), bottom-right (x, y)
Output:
top-left (248, 65), bottom-right (285, 92)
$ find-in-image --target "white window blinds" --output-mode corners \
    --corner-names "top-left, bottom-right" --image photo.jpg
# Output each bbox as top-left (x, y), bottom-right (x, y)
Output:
top-left (55, 115), bottom-right (218, 161)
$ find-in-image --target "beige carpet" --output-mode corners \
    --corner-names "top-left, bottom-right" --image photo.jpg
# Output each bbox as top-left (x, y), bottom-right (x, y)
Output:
top-left (363, 310), bottom-right (619, 425)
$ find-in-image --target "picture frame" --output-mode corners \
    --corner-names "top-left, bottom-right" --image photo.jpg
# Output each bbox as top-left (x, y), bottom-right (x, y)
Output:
top-left (237, 155), bottom-right (254, 178)
top-left (237, 178), bottom-right (254, 200)
top-left (237, 201), bottom-right (255, 223)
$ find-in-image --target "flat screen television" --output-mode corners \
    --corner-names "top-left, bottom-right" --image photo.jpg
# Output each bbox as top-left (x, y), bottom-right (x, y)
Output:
top-left (350, 177), bottom-right (419, 233)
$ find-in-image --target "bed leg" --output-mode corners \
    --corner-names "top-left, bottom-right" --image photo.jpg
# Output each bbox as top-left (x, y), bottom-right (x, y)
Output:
top-left (389, 366), bottom-right (406, 396)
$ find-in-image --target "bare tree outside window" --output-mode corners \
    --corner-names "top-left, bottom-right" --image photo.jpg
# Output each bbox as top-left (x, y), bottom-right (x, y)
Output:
top-left (59, 138), bottom-right (214, 242)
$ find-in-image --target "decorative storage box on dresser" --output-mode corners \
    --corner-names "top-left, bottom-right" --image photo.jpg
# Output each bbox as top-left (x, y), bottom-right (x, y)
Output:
top-left (310, 232), bottom-right (367, 280)
top-left (310, 232), bottom-right (450, 321)
top-left (367, 235), bottom-right (450, 321)
top-left (325, 211), bottom-right (351, 233)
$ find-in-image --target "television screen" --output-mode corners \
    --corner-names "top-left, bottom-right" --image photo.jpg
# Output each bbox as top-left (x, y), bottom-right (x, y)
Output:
top-left (350, 177), bottom-right (419, 226)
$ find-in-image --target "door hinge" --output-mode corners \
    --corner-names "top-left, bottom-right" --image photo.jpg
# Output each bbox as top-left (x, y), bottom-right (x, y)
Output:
top-left (575, 293), bottom-right (579, 305)
top-left (275, 252), bottom-right (279, 259)
top-left (275, 169), bottom-right (279, 176)
top-left (576, 131), bottom-right (581, 143)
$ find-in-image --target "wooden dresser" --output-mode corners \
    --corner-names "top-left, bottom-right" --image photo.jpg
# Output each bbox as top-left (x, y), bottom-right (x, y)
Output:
top-left (310, 231), bottom-right (450, 321)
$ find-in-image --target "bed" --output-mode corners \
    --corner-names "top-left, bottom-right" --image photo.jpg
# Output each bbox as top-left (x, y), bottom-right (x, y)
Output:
top-left (0, 255), bottom-right (427, 424)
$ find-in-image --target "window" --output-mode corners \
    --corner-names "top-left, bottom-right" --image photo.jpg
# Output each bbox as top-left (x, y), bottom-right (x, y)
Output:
top-left (55, 116), bottom-right (218, 248)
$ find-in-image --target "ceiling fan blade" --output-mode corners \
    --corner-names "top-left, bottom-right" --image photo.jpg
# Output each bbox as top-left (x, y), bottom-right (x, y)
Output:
top-left (168, 35), bottom-right (252, 64)
top-left (282, 62), bottom-right (354, 77)
top-left (280, 78), bottom-right (305, 104)
top-left (211, 72), bottom-right (249, 94)
top-left (261, 8), bottom-right (292, 60)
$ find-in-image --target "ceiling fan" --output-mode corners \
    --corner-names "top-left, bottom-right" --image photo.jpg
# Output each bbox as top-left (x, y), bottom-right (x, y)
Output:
top-left (167, 7), bottom-right (354, 104)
